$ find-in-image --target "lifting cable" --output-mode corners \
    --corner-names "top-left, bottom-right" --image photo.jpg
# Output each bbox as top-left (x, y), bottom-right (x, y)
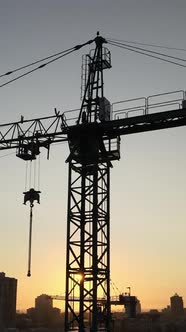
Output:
top-left (38, 154), bottom-right (41, 192)
top-left (23, 149), bottom-right (41, 277)
top-left (24, 161), bottom-right (28, 192)
top-left (29, 161), bottom-right (32, 190)
top-left (0, 150), bottom-right (41, 277)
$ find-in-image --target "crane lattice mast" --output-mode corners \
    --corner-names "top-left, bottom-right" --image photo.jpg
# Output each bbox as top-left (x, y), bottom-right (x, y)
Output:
top-left (65, 33), bottom-right (120, 332)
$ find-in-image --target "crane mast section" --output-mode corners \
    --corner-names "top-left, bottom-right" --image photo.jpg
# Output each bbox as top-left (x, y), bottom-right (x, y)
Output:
top-left (65, 161), bottom-right (111, 331)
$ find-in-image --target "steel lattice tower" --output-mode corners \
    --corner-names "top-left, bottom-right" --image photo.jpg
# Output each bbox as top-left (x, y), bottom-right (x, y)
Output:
top-left (64, 34), bottom-right (120, 332)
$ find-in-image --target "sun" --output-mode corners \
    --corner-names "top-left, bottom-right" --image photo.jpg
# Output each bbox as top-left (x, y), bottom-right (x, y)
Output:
top-left (76, 273), bottom-right (84, 282)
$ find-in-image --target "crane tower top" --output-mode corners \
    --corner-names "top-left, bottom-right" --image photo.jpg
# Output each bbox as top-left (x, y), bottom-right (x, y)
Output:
top-left (79, 34), bottom-right (111, 125)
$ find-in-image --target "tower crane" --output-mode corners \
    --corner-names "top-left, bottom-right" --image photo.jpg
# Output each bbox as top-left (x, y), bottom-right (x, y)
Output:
top-left (0, 33), bottom-right (186, 332)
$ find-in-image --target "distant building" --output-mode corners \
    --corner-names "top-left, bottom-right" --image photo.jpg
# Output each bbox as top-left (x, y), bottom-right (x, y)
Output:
top-left (170, 293), bottom-right (184, 316)
top-left (35, 294), bottom-right (53, 311)
top-left (162, 305), bottom-right (171, 313)
top-left (27, 294), bottom-right (61, 327)
top-left (0, 272), bottom-right (17, 328)
top-left (136, 299), bottom-right (141, 314)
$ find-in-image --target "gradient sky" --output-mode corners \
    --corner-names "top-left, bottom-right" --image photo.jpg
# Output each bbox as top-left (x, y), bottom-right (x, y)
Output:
top-left (0, 0), bottom-right (186, 312)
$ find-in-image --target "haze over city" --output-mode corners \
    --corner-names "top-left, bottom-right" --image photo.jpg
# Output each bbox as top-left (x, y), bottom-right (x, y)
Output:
top-left (0, 0), bottom-right (186, 316)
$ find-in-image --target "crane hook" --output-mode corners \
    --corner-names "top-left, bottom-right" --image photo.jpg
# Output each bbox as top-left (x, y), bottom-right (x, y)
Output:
top-left (23, 188), bottom-right (41, 277)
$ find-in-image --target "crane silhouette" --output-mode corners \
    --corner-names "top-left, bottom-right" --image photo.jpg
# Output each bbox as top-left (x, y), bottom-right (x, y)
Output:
top-left (0, 33), bottom-right (186, 332)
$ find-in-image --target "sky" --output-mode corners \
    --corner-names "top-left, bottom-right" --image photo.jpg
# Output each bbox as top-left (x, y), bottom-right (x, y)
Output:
top-left (0, 0), bottom-right (186, 312)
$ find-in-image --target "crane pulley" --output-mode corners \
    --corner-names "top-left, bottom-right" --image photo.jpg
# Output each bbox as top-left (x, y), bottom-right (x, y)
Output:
top-left (16, 137), bottom-right (40, 161)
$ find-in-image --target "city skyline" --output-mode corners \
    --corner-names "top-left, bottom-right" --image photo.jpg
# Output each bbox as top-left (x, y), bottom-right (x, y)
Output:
top-left (0, 0), bottom-right (186, 312)
top-left (2, 257), bottom-right (186, 313)
top-left (11, 282), bottom-right (185, 314)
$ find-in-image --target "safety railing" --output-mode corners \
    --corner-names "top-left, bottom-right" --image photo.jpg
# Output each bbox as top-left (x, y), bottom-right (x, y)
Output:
top-left (146, 90), bottom-right (184, 115)
top-left (62, 90), bottom-right (186, 127)
top-left (63, 108), bottom-right (80, 126)
top-left (112, 97), bottom-right (146, 120)
top-left (112, 90), bottom-right (185, 120)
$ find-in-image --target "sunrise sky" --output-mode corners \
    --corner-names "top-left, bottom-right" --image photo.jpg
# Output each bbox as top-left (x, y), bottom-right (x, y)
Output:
top-left (0, 0), bottom-right (186, 312)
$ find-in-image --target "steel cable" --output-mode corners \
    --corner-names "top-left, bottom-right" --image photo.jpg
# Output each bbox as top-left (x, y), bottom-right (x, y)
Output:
top-left (108, 41), bottom-right (186, 68)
